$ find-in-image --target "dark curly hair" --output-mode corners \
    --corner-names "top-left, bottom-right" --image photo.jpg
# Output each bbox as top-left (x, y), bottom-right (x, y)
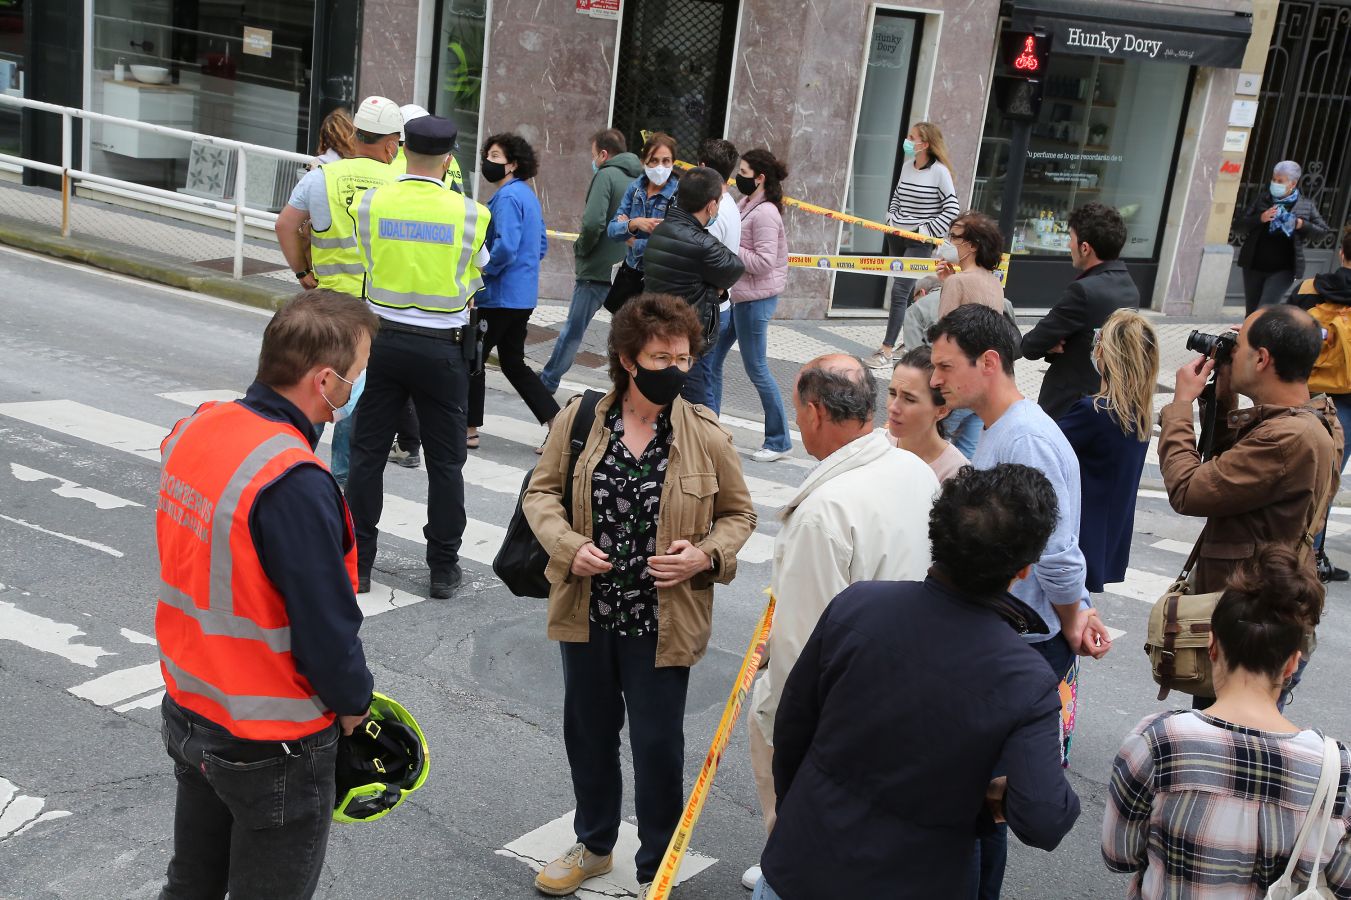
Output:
top-left (607, 293), bottom-right (705, 395)
top-left (482, 132), bottom-right (539, 181)
top-left (1212, 544), bottom-right (1323, 681)
top-left (740, 148), bottom-right (788, 211)
top-left (929, 464), bottom-right (1059, 596)
top-left (1067, 202), bottom-right (1126, 261)
top-left (951, 212), bottom-right (1004, 272)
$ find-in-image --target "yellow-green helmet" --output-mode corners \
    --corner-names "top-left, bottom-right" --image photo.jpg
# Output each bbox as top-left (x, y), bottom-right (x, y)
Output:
top-left (333, 691), bottom-right (429, 823)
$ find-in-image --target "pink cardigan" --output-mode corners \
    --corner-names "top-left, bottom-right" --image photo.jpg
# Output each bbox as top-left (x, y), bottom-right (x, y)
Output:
top-left (731, 195), bottom-right (788, 302)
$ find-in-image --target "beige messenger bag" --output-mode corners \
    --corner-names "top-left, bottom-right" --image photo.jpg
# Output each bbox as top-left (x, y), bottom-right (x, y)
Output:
top-left (1144, 540), bottom-right (1222, 701)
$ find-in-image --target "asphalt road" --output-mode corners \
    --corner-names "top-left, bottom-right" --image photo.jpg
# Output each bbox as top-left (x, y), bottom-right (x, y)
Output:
top-left (1, 246), bottom-right (1349, 900)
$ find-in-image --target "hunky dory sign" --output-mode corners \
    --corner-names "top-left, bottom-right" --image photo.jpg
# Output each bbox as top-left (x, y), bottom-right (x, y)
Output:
top-left (1011, 2), bottom-right (1250, 69)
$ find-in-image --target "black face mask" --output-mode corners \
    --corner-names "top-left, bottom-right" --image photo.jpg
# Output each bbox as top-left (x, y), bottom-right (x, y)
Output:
top-left (630, 361), bottom-right (687, 406)
top-left (481, 159), bottom-right (508, 183)
top-left (735, 174), bottom-right (759, 196)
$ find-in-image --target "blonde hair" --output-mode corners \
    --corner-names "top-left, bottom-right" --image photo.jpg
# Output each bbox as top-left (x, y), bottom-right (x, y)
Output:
top-left (316, 107), bottom-right (357, 159)
top-left (912, 122), bottom-right (953, 173)
top-left (1093, 309), bottom-right (1159, 441)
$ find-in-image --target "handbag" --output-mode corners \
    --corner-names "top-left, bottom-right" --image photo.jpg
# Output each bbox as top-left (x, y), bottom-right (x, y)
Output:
top-left (1265, 736), bottom-right (1340, 899)
top-left (492, 390), bottom-right (603, 599)
top-left (603, 261), bottom-right (645, 314)
top-left (1144, 540), bottom-right (1224, 701)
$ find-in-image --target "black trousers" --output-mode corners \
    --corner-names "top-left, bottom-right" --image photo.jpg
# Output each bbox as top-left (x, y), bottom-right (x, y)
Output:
top-left (347, 326), bottom-right (469, 575)
top-left (1242, 267), bottom-right (1295, 315)
top-left (159, 697), bottom-right (339, 900)
top-left (468, 307), bottom-right (561, 428)
top-left (560, 621), bottom-right (690, 884)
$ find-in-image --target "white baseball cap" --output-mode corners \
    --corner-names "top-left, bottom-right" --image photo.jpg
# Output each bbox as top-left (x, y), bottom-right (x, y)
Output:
top-left (399, 104), bottom-right (429, 140)
top-left (352, 96), bottom-right (402, 136)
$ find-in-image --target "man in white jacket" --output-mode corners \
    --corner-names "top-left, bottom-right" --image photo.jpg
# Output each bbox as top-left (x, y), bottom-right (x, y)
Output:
top-left (742, 354), bottom-right (939, 889)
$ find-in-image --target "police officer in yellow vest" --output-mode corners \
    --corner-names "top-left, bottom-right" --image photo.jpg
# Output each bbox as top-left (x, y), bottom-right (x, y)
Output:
top-left (275, 96), bottom-right (402, 296)
top-left (345, 113), bottom-right (490, 601)
top-left (396, 103), bottom-right (463, 193)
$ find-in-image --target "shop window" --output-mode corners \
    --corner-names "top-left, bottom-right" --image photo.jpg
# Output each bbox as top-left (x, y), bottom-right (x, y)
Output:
top-left (610, 0), bottom-right (740, 159)
top-left (0, 0), bottom-right (23, 156)
top-left (432, 0), bottom-right (487, 191)
top-left (974, 54), bottom-right (1190, 260)
top-left (834, 8), bottom-right (922, 310)
top-left (88, 0), bottom-right (315, 208)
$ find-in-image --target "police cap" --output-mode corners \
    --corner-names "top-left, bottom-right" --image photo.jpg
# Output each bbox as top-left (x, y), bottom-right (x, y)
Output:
top-left (403, 115), bottom-right (458, 156)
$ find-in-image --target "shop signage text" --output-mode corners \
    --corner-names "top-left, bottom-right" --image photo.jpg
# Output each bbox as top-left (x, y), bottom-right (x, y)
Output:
top-left (1064, 27), bottom-right (1163, 59)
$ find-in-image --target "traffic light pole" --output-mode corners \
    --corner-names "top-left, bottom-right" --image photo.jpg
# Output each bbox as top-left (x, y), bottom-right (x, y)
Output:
top-left (998, 119), bottom-right (1031, 253)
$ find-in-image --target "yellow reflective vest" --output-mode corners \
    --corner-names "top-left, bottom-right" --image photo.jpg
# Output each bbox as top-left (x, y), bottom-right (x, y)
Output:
top-left (391, 147), bottom-right (463, 193)
top-left (310, 157), bottom-right (397, 297)
top-left (353, 178), bottom-right (490, 315)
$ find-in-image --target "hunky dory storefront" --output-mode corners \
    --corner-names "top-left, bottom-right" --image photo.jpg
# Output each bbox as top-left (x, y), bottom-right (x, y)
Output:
top-left (974, 0), bottom-right (1251, 307)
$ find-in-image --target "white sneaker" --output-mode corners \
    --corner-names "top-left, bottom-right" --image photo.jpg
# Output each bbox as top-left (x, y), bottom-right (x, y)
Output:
top-left (863, 349), bottom-right (893, 369)
top-left (742, 864), bottom-right (762, 890)
top-left (751, 447), bottom-right (789, 463)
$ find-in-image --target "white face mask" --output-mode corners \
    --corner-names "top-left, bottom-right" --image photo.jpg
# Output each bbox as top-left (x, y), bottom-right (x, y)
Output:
top-left (937, 241), bottom-right (961, 264)
top-left (645, 164), bottom-right (673, 186)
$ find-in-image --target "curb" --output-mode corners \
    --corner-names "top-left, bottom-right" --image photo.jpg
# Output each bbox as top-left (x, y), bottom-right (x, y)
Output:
top-left (0, 221), bottom-right (291, 312)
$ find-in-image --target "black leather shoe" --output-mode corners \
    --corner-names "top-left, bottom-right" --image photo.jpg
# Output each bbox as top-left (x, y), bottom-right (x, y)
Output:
top-left (430, 566), bottom-right (463, 599)
top-left (357, 573), bottom-right (371, 594)
top-left (1317, 550), bottom-right (1349, 584)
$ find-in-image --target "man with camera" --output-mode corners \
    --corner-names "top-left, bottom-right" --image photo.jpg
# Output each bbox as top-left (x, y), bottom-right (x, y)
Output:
top-left (1161, 304), bottom-right (1342, 703)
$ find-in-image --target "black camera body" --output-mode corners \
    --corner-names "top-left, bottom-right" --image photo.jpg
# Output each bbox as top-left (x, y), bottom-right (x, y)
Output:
top-left (1186, 329), bottom-right (1238, 365)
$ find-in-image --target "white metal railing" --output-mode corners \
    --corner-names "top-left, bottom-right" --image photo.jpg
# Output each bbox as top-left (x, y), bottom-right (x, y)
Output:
top-left (0, 93), bottom-right (313, 279)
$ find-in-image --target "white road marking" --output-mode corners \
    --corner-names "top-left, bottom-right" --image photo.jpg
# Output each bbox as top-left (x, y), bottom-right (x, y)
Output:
top-left (1138, 488), bottom-right (1170, 501)
top-left (1104, 568), bottom-right (1179, 605)
top-left (9, 463), bottom-right (144, 510)
top-left (357, 579), bottom-right (428, 618)
top-left (115, 691), bottom-right (166, 712)
top-left (0, 514), bottom-right (123, 558)
top-left (68, 662), bottom-right (163, 706)
top-left (0, 400), bottom-right (165, 460)
top-left (1105, 625), bottom-right (1127, 642)
top-left (1150, 538), bottom-right (1195, 555)
top-left (1326, 519), bottom-right (1350, 537)
top-left (159, 391), bottom-right (332, 445)
top-left (120, 628), bottom-right (156, 645)
top-left (0, 777), bottom-right (71, 840)
top-left (498, 810), bottom-right (716, 897)
top-left (0, 600), bottom-right (114, 667)
top-left (380, 494), bottom-right (506, 565)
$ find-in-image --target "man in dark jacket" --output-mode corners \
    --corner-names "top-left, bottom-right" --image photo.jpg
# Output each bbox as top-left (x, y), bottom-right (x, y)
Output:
top-left (1020, 202), bottom-right (1140, 421)
top-left (642, 165), bottom-right (745, 405)
top-left (540, 128), bottom-right (644, 393)
top-left (758, 464), bottom-right (1081, 900)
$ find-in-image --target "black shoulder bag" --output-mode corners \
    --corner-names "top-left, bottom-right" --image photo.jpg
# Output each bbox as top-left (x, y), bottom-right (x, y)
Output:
top-left (493, 391), bottom-right (604, 598)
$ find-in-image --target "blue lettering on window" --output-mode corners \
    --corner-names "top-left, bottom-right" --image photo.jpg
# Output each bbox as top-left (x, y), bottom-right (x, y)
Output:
top-left (377, 219), bottom-right (457, 244)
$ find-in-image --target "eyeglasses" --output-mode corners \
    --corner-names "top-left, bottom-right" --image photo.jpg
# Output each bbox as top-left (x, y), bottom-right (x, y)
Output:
top-left (642, 351), bottom-right (696, 371)
top-left (946, 231), bottom-right (967, 242)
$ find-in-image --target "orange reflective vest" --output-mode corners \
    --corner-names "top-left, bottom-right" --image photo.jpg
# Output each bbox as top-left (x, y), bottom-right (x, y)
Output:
top-left (155, 401), bottom-right (358, 740)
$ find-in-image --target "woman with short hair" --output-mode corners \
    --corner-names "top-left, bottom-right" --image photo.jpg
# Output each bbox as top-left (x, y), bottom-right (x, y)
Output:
top-left (1104, 544), bottom-right (1351, 898)
top-left (1057, 309), bottom-right (1159, 592)
top-left (467, 132), bottom-right (560, 450)
top-left (523, 293), bottom-right (756, 900)
top-left (1235, 160), bottom-right (1330, 315)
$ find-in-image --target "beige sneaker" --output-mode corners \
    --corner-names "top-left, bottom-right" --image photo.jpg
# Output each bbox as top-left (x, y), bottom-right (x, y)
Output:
top-left (534, 842), bottom-right (614, 896)
top-left (863, 348), bottom-right (893, 369)
top-left (637, 883), bottom-right (653, 900)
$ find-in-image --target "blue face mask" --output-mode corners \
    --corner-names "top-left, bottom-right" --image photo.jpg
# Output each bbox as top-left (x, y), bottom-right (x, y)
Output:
top-left (707, 213), bottom-right (719, 229)
top-left (326, 369), bottom-right (365, 424)
top-left (903, 138), bottom-right (918, 158)
top-left (591, 160), bottom-right (599, 174)
top-left (1270, 181), bottom-right (1290, 199)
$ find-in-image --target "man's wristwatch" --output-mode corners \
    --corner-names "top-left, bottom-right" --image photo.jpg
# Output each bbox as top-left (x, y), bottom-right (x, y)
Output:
top-left (295, 269), bottom-right (312, 281)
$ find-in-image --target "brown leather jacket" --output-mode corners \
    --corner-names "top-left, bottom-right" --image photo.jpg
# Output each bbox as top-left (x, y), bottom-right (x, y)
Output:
top-left (522, 390), bottom-right (757, 668)
top-left (1159, 395), bottom-right (1342, 594)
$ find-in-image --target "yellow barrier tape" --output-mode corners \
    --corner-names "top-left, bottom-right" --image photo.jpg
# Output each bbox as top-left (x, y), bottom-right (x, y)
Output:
top-left (671, 159), bottom-right (940, 246)
top-left (648, 593), bottom-right (775, 900)
top-left (546, 229), bottom-right (580, 241)
top-left (789, 253), bottom-right (1011, 285)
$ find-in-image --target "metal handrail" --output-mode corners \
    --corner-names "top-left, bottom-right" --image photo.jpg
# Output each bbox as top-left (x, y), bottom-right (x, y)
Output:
top-left (0, 93), bottom-right (313, 279)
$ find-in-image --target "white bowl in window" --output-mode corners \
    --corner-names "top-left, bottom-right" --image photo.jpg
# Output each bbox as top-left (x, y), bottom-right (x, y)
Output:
top-left (129, 65), bottom-right (170, 85)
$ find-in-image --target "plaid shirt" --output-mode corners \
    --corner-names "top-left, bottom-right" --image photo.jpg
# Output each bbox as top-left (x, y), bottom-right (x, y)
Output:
top-left (1103, 710), bottom-right (1351, 899)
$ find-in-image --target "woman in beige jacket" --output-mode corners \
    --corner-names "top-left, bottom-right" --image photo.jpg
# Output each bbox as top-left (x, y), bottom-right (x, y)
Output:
top-left (522, 293), bottom-right (756, 899)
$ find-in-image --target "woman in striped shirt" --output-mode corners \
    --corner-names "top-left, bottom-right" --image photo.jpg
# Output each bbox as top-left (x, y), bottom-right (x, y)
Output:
top-left (865, 122), bottom-right (962, 370)
top-left (1103, 544), bottom-right (1351, 898)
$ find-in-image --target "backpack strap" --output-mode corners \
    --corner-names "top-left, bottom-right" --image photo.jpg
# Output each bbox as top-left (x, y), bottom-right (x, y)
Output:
top-left (561, 391), bottom-right (604, 524)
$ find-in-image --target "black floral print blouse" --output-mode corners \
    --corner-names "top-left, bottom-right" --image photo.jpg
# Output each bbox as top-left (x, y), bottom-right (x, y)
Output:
top-left (588, 404), bottom-right (673, 636)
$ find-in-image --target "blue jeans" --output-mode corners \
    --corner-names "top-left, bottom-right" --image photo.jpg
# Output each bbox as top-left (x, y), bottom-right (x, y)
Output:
top-left (540, 280), bottom-right (609, 393)
top-left (331, 413), bottom-right (355, 486)
top-left (946, 407), bottom-right (984, 459)
top-left (706, 306), bottom-right (733, 412)
top-left (753, 876), bottom-right (783, 900)
top-left (709, 297), bottom-right (792, 452)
